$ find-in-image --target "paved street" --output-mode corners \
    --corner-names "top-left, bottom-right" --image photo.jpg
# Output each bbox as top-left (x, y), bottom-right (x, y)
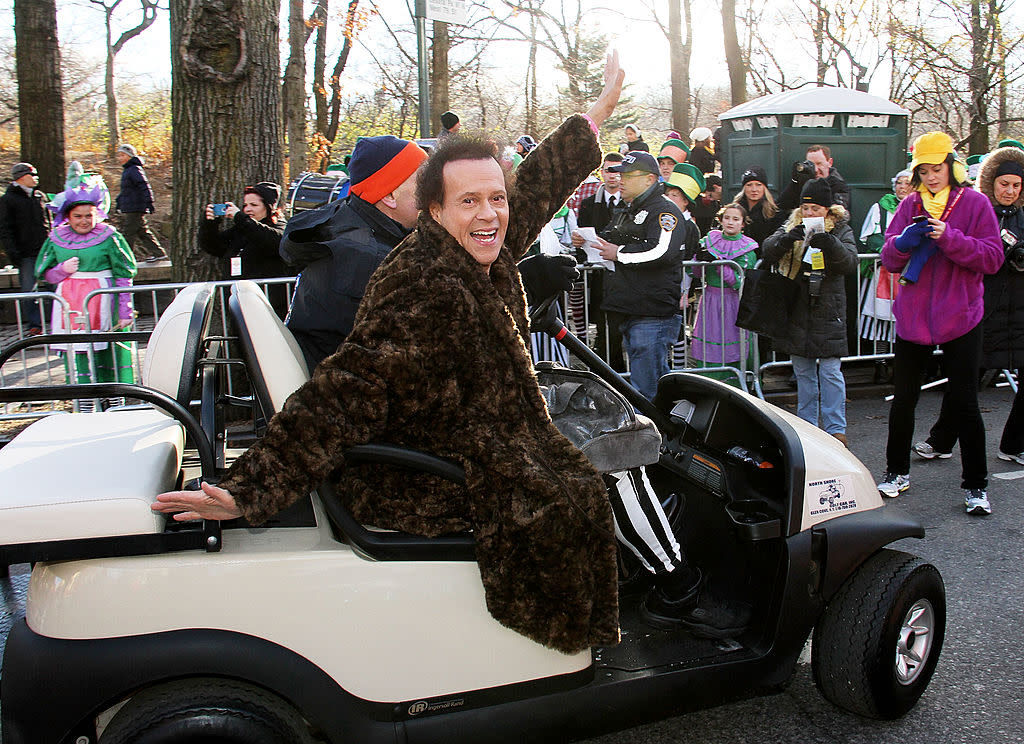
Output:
top-left (2, 385), bottom-right (1022, 742)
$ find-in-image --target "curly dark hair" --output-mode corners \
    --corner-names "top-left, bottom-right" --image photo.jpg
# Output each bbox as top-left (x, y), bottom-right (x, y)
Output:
top-left (417, 134), bottom-right (507, 211)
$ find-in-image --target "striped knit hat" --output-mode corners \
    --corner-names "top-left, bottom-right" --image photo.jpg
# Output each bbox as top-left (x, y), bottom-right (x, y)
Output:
top-left (348, 136), bottom-right (428, 205)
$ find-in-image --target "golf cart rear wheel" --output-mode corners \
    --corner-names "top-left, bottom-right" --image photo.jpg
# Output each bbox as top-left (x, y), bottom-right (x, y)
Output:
top-left (99, 678), bottom-right (314, 744)
top-left (812, 548), bottom-right (945, 719)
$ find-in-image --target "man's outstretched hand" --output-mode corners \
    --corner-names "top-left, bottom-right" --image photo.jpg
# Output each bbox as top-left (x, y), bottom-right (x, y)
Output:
top-left (586, 50), bottom-right (625, 128)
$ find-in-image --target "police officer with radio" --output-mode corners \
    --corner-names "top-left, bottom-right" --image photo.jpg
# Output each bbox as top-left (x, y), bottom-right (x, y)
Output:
top-left (592, 151), bottom-right (687, 400)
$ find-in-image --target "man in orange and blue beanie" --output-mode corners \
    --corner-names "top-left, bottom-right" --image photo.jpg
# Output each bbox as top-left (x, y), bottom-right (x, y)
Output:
top-left (281, 135), bottom-right (428, 369)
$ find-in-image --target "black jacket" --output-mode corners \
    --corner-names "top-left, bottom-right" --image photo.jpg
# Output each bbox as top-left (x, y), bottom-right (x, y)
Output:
top-left (115, 156), bottom-right (155, 214)
top-left (577, 185), bottom-right (623, 232)
top-left (736, 194), bottom-right (786, 254)
top-left (599, 183), bottom-right (686, 318)
top-left (778, 166), bottom-right (851, 212)
top-left (982, 207), bottom-right (1024, 370)
top-left (281, 195), bottom-right (410, 369)
top-left (686, 145), bottom-right (720, 175)
top-left (199, 212), bottom-right (287, 280)
top-left (689, 195), bottom-right (721, 236)
top-left (0, 182), bottom-right (50, 262)
top-left (761, 205), bottom-right (858, 358)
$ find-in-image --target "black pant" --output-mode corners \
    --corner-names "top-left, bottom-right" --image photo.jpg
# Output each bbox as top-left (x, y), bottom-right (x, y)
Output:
top-left (886, 323), bottom-right (987, 489)
top-left (121, 212), bottom-right (165, 260)
top-left (929, 368), bottom-right (1024, 457)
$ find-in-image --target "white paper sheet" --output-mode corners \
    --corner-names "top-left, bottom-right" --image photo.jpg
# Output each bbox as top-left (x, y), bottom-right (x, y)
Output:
top-left (573, 227), bottom-right (615, 271)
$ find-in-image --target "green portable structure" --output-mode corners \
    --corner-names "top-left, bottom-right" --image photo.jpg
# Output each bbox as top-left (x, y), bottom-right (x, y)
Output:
top-left (718, 87), bottom-right (910, 243)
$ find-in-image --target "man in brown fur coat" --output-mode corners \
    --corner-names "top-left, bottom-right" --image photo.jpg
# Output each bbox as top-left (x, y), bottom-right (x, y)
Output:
top-left (155, 54), bottom-right (730, 653)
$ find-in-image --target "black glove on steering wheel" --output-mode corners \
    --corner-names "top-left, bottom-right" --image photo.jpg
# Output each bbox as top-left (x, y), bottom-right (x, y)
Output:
top-left (518, 254), bottom-right (580, 307)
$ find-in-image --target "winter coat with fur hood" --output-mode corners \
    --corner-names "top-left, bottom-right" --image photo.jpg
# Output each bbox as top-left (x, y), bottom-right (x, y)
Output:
top-left (218, 114), bottom-right (621, 654)
top-left (978, 146), bottom-right (1024, 369)
top-left (761, 205), bottom-right (858, 358)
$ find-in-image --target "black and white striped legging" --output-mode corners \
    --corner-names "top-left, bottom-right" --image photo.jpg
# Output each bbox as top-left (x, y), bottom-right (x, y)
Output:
top-left (603, 467), bottom-right (684, 576)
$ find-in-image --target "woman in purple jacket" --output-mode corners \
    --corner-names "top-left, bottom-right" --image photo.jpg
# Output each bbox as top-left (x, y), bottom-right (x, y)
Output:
top-left (876, 132), bottom-right (1004, 515)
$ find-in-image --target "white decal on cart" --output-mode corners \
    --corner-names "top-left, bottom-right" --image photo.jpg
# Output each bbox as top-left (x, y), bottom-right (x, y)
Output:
top-left (807, 475), bottom-right (858, 517)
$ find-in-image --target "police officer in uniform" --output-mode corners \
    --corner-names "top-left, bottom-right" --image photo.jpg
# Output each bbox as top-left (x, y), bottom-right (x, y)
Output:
top-left (593, 151), bottom-right (687, 400)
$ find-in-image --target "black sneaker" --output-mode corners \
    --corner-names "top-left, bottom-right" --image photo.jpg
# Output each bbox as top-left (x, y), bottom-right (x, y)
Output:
top-left (640, 574), bottom-right (751, 639)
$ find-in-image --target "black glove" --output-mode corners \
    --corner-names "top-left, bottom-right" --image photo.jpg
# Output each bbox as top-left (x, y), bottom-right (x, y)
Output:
top-left (779, 223), bottom-right (805, 247)
top-left (517, 254), bottom-right (579, 306)
top-left (696, 247), bottom-right (715, 263)
top-left (807, 231), bottom-right (834, 250)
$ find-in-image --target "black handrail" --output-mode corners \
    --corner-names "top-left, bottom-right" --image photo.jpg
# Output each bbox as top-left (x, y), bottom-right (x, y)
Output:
top-left (0, 332), bottom-right (151, 367)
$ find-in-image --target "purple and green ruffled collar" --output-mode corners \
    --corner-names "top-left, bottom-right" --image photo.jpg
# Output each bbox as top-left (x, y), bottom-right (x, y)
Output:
top-left (49, 222), bottom-right (115, 250)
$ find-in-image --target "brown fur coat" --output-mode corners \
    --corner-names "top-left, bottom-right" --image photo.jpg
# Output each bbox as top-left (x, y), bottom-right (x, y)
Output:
top-left (220, 115), bottom-right (620, 654)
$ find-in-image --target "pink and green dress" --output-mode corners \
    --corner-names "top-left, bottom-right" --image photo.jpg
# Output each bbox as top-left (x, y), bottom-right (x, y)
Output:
top-left (689, 230), bottom-right (758, 374)
top-left (35, 222), bottom-right (138, 383)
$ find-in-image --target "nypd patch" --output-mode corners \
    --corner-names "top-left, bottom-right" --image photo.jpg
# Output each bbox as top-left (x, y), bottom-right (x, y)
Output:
top-left (659, 212), bottom-right (678, 231)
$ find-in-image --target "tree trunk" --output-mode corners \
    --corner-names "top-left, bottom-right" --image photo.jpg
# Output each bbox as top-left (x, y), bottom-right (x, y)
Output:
top-left (813, 0), bottom-right (827, 84)
top-left (14, 0), bottom-right (65, 193)
top-left (313, 0), bottom-right (329, 136)
top-left (430, 21), bottom-right (450, 136)
top-left (170, 0), bottom-right (283, 281)
top-left (525, 9), bottom-right (538, 136)
top-left (283, 0), bottom-right (307, 177)
top-left (105, 42), bottom-right (121, 158)
top-left (721, 0), bottom-right (746, 105)
top-left (668, 0), bottom-right (692, 136)
top-left (967, 0), bottom-right (989, 154)
top-left (326, 0), bottom-right (360, 143)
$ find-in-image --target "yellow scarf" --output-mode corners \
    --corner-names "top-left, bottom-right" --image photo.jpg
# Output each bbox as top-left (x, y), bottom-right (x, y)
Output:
top-left (918, 184), bottom-right (950, 219)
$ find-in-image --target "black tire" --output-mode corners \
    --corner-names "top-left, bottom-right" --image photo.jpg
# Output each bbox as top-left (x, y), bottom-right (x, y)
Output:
top-left (812, 548), bottom-right (945, 719)
top-left (99, 678), bottom-right (315, 744)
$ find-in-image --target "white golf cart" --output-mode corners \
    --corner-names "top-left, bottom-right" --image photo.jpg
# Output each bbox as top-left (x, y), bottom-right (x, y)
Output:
top-left (0, 281), bottom-right (944, 744)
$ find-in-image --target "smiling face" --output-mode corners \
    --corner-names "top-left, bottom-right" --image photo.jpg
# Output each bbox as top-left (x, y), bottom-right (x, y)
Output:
top-left (428, 158), bottom-right (509, 272)
top-left (917, 162), bottom-right (950, 194)
top-left (67, 204), bottom-right (98, 235)
top-left (993, 174), bottom-right (1023, 207)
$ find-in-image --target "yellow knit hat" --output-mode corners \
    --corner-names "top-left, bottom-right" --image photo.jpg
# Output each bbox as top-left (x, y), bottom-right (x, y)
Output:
top-left (909, 132), bottom-right (955, 173)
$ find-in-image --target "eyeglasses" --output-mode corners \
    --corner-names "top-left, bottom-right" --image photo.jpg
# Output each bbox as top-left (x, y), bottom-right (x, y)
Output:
top-left (621, 171), bottom-right (650, 179)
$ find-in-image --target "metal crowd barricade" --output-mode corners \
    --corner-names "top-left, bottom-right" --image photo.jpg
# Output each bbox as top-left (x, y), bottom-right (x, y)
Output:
top-left (752, 252), bottom-right (904, 399)
top-left (1, 278), bottom-right (295, 421)
top-left (0, 292), bottom-right (75, 415)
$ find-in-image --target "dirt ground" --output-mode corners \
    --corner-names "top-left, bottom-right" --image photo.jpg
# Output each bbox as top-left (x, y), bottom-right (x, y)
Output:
top-left (0, 150), bottom-right (173, 262)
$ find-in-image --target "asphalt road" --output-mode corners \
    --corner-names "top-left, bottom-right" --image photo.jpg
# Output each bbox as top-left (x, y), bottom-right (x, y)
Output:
top-left (2, 385), bottom-right (1022, 743)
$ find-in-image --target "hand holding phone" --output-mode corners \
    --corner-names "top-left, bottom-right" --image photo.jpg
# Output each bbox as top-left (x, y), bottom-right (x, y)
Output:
top-left (212, 203), bottom-right (228, 217)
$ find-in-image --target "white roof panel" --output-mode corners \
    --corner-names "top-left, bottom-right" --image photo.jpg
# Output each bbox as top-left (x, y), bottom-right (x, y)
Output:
top-left (719, 88), bottom-right (909, 120)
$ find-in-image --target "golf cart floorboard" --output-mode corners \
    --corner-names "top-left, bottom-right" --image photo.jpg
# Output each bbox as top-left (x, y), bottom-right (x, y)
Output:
top-left (596, 603), bottom-right (752, 675)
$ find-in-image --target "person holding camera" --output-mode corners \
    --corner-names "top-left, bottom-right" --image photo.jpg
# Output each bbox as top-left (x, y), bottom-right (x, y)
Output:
top-left (914, 144), bottom-right (1024, 471)
top-left (761, 178), bottom-right (857, 443)
top-left (199, 182), bottom-right (290, 318)
top-left (778, 145), bottom-right (850, 212)
top-left (876, 132), bottom-right (1003, 516)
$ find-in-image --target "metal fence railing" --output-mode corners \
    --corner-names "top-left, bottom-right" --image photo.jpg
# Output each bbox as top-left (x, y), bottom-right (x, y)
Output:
top-left (1, 278), bottom-right (296, 419)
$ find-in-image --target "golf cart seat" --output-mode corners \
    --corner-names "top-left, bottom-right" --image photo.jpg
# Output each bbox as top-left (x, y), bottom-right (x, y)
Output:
top-left (0, 284), bottom-right (218, 551)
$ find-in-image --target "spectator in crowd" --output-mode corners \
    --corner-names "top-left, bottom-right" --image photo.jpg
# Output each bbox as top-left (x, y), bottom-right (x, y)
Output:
top-left (689, 174), bottom-right (723, 236)
top-left (762, 178), bottom-right (858, 444)
top-left (154, 55), bottom-right (750, 649)
top-left (36, 185), bottom-right (137, 388)
top-left (573, 152), bottom-right (626, 370)
top-left (281, 135), bottom-right (427, 370)
top-left (199, 182), bottom-right (290, 319)
top-left (439, 111), bottom-right (461, 138)
top-left (914, 144), bottom-right (1024, 469)
top-left (686, 127), bottom-right (720, 175)
top-left (656, 139), bottom-right (690, 180)
top-left (858, 169), bottom-right (911, 346)
top-left (115, 143), bottom-right (167, 263)
top-left (876, 132), bottom-right (1003, 516)
top-left (733, 165), bottom-right (785, 253)
top-left (0, 162), bottom-right (49, 334)
top-left (778, 145), bottom-right (850, 211)
top-left (515, 135), bottom-right (537, 158)
top-left (594, 151), bottom-right (687, 400)
top-left (688, 202), bottom-right (758, 384)
top-left (620, 123), bottom-right (649, 153)
top-left (661, 163), bottom-right (706, 369)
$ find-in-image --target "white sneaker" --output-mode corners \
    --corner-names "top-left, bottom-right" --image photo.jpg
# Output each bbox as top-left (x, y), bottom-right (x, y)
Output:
top-left (964, 489), bottom-right (991, 516)
top-left (913, 441), bottom-right (952, 460)
top-left (877, 472), bottom-right (910, 498)
top-left (997, 450), bottom-right (1024, 466)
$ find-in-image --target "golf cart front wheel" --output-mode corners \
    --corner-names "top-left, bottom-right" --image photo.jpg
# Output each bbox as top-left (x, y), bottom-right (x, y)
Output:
top-left (812, 549), bottom-right (946, 719)
top-left (99, 678), bottom-right (315, 744)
